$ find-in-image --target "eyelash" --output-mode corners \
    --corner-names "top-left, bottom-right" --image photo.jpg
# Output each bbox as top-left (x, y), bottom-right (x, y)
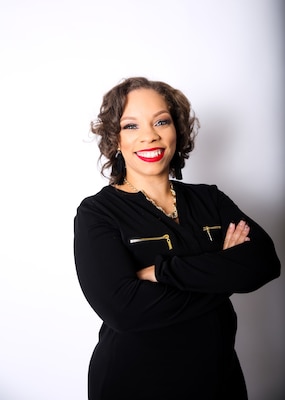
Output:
top-left (122, 119), bottom-right (171, 130)
top-left (155, 119), bottom-right (171, 127)
top-left (123, 123), bottom-right (138, 130)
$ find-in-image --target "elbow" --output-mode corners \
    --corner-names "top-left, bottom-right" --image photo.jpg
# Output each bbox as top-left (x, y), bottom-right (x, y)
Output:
top-left (103, 306), bottom-right (133, 333)
top-left (270, 258), bottom-right (281, 282)
top-left (237, 241), bottom-right (281, 293)
top-left (81, 296), bottom-right (138, 333)
top-left (98, 306), bottom-right (144, 333)
top-left (237, 259), bottom-right (281, 294)
top-left (77, 275), bottom-right (147, 333)
top-left (262, 250), bottom-right (281, 283)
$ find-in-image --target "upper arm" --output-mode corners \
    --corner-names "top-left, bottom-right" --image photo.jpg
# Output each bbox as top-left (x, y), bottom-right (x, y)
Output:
top-left (74, 200), bottom-right (228, 333)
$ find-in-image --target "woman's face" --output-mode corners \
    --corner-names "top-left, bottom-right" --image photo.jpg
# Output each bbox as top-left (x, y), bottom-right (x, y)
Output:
top-left (119, 88), bottom-right (177, 182)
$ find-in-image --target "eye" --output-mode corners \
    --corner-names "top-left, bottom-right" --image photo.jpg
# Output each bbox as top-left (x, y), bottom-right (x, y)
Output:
top-left (122, 123), bottom-right (138, 130)
top-left (155, 119), bottom-right (171, 127)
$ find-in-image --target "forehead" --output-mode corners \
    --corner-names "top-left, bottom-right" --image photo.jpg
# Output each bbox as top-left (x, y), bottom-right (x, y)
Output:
top-left (122, 89), bottom-right (169, 115)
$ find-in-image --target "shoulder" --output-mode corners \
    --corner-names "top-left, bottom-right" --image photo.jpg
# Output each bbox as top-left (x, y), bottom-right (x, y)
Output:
top-left (75, 185), bottom-right (140, 226)
top-left (173, 181), bottom-right (231, 209)
top-left (75, 186), bottom-right (117, 222)
top-left (78, 185), bottom-right (115, 208)
top-left (173, 181), bottom-right (219, 197)
top-left (174, 181), bottom-right (241, 218)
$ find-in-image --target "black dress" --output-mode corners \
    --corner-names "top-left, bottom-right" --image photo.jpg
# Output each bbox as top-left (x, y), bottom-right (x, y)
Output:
top-left (74, 182), bottom-right (280, 399)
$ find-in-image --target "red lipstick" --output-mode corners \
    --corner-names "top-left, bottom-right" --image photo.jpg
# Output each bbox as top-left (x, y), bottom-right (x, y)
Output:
top-left (135, 148), bottom-right (165, 162)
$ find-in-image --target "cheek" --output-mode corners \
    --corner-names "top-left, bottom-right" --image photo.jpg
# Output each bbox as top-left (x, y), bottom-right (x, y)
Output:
top-left (170, 132), bottom-right (177, 151)
top-left (119, 134), bottom-right (132, 150)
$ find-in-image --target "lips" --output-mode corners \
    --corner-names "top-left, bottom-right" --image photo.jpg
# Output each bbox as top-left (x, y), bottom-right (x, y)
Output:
top-left (135, 148), bottom-right (165, 162)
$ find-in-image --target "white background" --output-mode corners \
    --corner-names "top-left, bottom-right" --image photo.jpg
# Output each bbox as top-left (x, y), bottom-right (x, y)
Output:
top-left (0, 0), bottom-right (284, 399)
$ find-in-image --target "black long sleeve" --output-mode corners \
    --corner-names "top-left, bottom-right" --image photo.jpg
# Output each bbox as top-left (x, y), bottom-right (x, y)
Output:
top-left (155, 187), bottom-right (280, 293)
top-left (74, 197), bottom-right (228, 334)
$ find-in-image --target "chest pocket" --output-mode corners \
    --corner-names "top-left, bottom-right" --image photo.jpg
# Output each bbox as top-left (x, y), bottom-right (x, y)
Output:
top-left (130, 234), bottom-right (173, 250)
top-left (202, 225), bottom-right (222, 241)
top-left (128, 234), bottom-right (173, 271)
top-left (200, 225), bottom-right (223, 251)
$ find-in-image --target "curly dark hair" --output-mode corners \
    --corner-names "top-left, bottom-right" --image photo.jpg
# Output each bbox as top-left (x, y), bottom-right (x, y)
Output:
top-left (91, 77), bottom-right (200, 184)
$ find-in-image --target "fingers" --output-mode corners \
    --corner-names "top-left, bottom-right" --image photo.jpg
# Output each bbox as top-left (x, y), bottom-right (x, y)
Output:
top-left (223, 220), bottom-right (250, 250)
top-left (223, 222), bottom-right (236, 250)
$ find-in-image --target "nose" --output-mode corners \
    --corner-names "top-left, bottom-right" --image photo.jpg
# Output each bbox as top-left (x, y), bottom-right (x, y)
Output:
top-left (140, 127), bottom-right (160, 143)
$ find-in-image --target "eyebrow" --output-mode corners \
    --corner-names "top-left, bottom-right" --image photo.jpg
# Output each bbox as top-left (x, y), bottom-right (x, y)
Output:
top-left (120, 109), bottom-right (171, 122)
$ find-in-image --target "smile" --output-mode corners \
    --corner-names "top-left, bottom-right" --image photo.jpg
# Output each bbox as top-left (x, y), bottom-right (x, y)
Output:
top-left (135, 148), bottom-right (165, 162)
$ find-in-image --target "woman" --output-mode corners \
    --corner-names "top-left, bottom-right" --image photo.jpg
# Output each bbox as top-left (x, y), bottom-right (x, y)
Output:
top-left (74, 77), bottom-right (280, 399)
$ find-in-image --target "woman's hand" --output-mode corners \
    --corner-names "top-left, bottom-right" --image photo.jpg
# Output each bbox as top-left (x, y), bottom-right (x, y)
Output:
top-left (223, 220), bottom-right (250, 250)
top-left (137, 265), bottom-right (157, 282)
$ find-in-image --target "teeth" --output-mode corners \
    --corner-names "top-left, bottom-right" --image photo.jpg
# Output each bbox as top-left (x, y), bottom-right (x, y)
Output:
top-left (136, 149), bottom-right (163, 158)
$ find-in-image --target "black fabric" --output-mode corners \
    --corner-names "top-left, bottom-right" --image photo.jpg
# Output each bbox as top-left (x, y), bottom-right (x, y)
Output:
top-left (74, 182), bottom-right (280, 399)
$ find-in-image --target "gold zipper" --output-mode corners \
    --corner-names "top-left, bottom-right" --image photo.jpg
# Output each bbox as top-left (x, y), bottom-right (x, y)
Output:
top-left (202, 225), bottom-right (222, 241)
top-left (129, 234), bottom-right (173, 250)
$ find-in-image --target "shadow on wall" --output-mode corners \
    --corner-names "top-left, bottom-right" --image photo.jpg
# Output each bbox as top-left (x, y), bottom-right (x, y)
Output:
top-left (187, 109), bottom-right (241, 188)
top-left (233, 202), bottom-right (285, 400)
top-left (184, 111), bottom-right (285, 400)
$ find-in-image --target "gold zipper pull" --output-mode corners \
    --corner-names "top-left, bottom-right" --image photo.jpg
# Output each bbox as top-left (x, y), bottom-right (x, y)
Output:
top-left (163, 234), bottom-right (173, 250)
top-left (203, 226), bottom-right (213, 241)
top-left (202, 225), bottom-right (222, 241)
top-left (129, 234), bottom-right (173, 250)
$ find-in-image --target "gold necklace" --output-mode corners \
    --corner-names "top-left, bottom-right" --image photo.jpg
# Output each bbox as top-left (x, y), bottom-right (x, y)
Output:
top-left (124, 178), bottom-right (178, 219)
